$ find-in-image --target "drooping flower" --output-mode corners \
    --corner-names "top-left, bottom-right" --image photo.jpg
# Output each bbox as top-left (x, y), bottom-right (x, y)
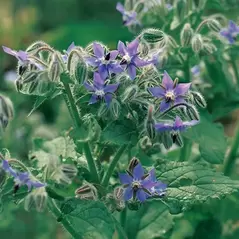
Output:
top-left (84, 72), bottom-right (119, 107)
top-left (118, 39), bottom-right (156, 80)
top-left (85, 42), bottom-right (123, 79)
top-left (2, 46), bottom-right (44, 70)
top-left (155, 116), bottom-right (199, 132)
top-left (148, 71), bottom-right (191, 112)
top-left (119, 162), bottom-right (166, 202)
top-left (1, 159), bottom-right (45, 192)
top-left (220, 20), bottom-right (239, 44)
top-left (62, 42), bottom-right (76, 62)
top-left (116, 2), bottom-right (139, 26)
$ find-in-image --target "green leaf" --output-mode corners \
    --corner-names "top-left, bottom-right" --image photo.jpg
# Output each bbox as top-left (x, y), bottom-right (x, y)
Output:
top-left (101, 120), bottom-right (137, 145)
top-left (60, 198), bottom-right (120, 239)
top-left (155, 160), bottom-right (239, 206)
top-left (183, 112), bottom-right (227, 164)
top-left (126, 201), bottom-right (173, 239)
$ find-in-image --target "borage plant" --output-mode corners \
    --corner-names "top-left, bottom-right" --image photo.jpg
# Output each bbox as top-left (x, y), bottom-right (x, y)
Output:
top-left (1, 0), bottom-right (239, 239)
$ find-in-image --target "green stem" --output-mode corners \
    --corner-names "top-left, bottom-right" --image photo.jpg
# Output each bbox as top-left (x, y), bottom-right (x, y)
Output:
top-left (120, 208), bottom-right (127, 229)
top-left (101, 145), bottom-right (126, 187)
top-left (48, 198), bottom-right (79, 239)
top-left (231, 59), bottom-right (239, 85)
top-left (179, 139), bottom-right (192, 162)
top-left (83, 143), bottom-right (100, 183)
top-left (62, 81), bottom-right (99, 183)
top-left (224, 124), bottom-right (239, 176)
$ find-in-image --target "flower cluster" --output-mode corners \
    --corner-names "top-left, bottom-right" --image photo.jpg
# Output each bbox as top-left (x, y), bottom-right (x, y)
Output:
top-left (1, 159), bottom-right (45, 192)
top-left (83, 38), bottom-right (156, 106)
top-left (119, 161), bottom-right (166, 202)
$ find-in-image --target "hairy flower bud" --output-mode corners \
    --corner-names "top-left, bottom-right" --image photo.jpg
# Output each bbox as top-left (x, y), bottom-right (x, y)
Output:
top-left (171, 133), bottom-right (183, 147)
top-left (186, 105), bottom-right (200, 121)
top-left (128, 157), bottom-right (139, 174)
top-left (161, 132), bottom-right (173, 150)
top-left (0, 167), bottom-right (6, 187)
top-left (180, 23), bottom-right (194, 46)
top-left (121, 85), bottom-right (138, 103)
top-left (191, 34), bottom-right (203, 53)
top-left (48, 52), bottom-right (63, 82)
top-left (0, 95), bottom-right (14, 131)
top-left (24, 187), bottom-right (48, 212)
top-left (203, 43), bottom-right (217, 54)
top-left (109, 99), bottom-right (121, 119)
top-left (175, 0), bottom-right (187, 21)
top-left (140, 28), bottom-right (165, 44)
top-left (190, 91), bottom-right (207, 108)
top-left (207, 19), bottom-right (222, 32)
top-left (68, 49), bottom-right (87, 84)
top-left (75, 184), bottom-right (97, 200)
top-left (51, 164), bottom-right (77, 185)
top-left (144, 105), bottom-right (156, 140)
top-left (26, 41), bottom-right (52, 54)
top-left (139, 135), bottom-right (152, 150)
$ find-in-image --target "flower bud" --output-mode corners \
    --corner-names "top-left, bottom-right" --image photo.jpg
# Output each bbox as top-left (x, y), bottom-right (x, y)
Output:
top-left (75, 184), bottom-right (97, 200)
top-left (139, 136), bottom-right (152, 150)
top-left (190, 91), bottom-right (207, 108)
top-left (140, 29), bottom-right (165, 43)
top-left (171, 133), bottom-right (183, 147)
top-left (51, 164), bottom-right (77, 185)
top-left (161, 132), bottom-right (173, 150)
top-left (113, 186), bottom-right (124, 201)
top-left (0, 95), bottom-right (14, 131)
top-left (26, 41), bottom-right (51, 54)
top-left (48, 52), bottom-right (63, 82)
top-left (175, 0), bottom-right (187, 21)
top-left (24, 187), bottom-right (48, 212)
top-left (109, 99), bottom-right (121, 119)
top-left (128, 157), bottom-right (139, 174)
top-left (0, 167), bottom-right (6, 187)
top-left (207, 19), bottom-right (221, 32)
top-left (191, 34), bottom-right (203, 53)
top-left (180, 23), bottom-right (194, 46)
top-left (186, 105), bottom-right (200, 121)
top-left (121, 85), bottom-right (138, 103)
top-left (145, 107), bottom-right (156, 140)
top-left (68, 49), bottom-right (87, 84)
top-left (203, 43), bottom-right (217, 54)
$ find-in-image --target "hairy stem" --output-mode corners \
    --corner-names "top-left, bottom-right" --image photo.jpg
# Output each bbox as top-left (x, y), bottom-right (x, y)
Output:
top-left (179, 138), bottom-right (192, 162)
top-left (47, 198), bottom-right (79, 239)
top-left (120, 208), bottom-right (127, 229)
top-left (101, 145), bottom-right (126, 187)
top-left (62, 81), bottom-right (99, 183)
top-left (224, 124), bottom-right (239, 176)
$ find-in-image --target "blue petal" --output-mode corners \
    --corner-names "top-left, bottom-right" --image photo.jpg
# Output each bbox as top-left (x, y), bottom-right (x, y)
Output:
top-left (136, 189), bottom-right (147, 202)
top-left (124, 187), bottom-right (133, 201)
top-left (2, 160), bottom-right (17, 177)
top-left (133, 163), bottom-right (144, 179)
top-left (119, 173), bottom-right (133, 184)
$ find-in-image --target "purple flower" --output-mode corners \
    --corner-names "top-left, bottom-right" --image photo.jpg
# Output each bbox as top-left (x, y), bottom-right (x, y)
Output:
top-left (85, 42), bottom-right (123, 79)
top-left (146, 168), bottom-right (166, 196)
top-left (220, 20), bottom-right (239, 44)
top-left (191, 65), bottom-right (200, 77)
top-left (1, 159), bottom-right (45, 192)
top-left (2, 46), bottom-right (44, 70)
top-left (62, 42), bottom-right (76, 62)
top-left (84, 72), bottom-right (119, 107)
top-left (148, 71), bottom-right (191, 112)
top-left (118, 39), bottom-right (155, 80)
top-left (116, 2), bottom-right (139, 26)
top-left (155, 116), bottom-right (199, 132)
top-left (119, 163), bottom-right (155, 202)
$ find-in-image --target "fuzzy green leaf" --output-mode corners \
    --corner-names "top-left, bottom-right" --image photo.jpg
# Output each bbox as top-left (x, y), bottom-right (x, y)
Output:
top-left (101, 120), bottom-right (137, 145)
top-left (155, 160), bottom-right (239, 206)
top-left (60, 198), bottom-right (122, 239)
top-left (184, 112), bottom-right (227, 164)
top-left (126, 201), bottom-right (173, 239)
